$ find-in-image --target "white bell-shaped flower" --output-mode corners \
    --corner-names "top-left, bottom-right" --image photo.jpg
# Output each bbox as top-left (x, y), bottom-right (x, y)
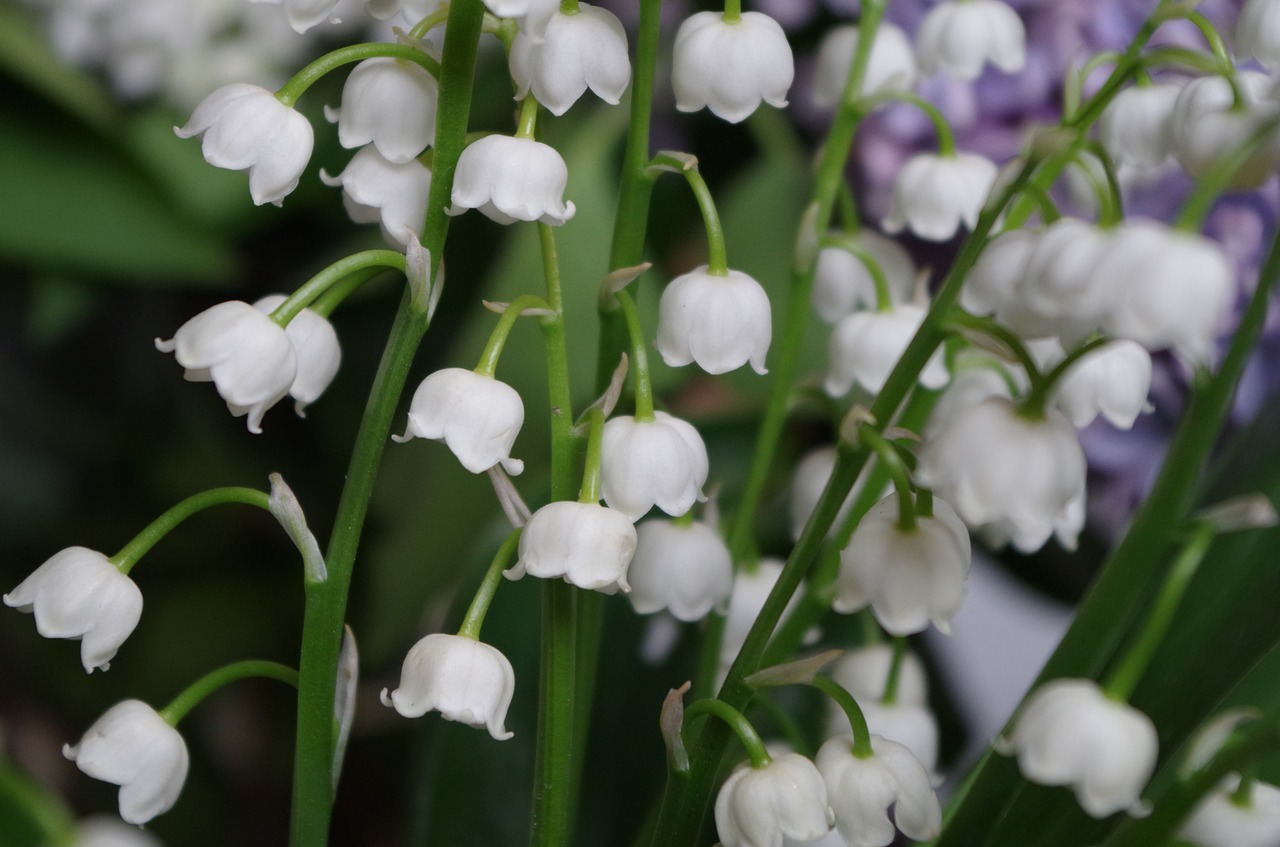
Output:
top-left (812, 23), bottom-right (918, 108)
top-left (73, 815), bottom-right (163, 847)
top-left (5, 547), bottom-right (142, 673)
top-left (960, 227), bottom-right (1038, 316)
top-left (1094, 221), bottom-right (1235, 365)
top-left (628, 518), bottom-right (733, 621)
top-left (916, 395), bottom-right (1086, 553)
top-left (509, 3), bottom-right (630, 116)
top-left (321, 146), bottom-right (432, 247)
top-left (326, 57), bottom-right (438, 164)
top-left (834, 495), bottom-right (971, 636)
top-left (1238, 0), bottom-right (1280, 72)
top-left (508, 501), bottom-right (636, 593)
top-left (827, 646), bottom-right (938, 773)
top-left (817, 734), bottom-right (942, 847)
top-left (381, 633), bottom-right (516, 740)
top-left (63, 700), bottom-right (189, 824)
top-left (655, 266), bottom-right (772, 375)
top-left (883, 152), bottom-right (997, 242)
top-left (600, 412), bottom-right (708, 521)
top-left (1180, 776), bottom-right (1280, 847)
top-left (999, 678), bottom-right (1157, 818)
top-left (252, 295), bottom-right (341, 416)
top-left (1170, 71), bottom-right (1280, 189)
top-left (1098, 83), bottom-right (1181, 170)
top-left (916, 0), bottom-right (1025, 81)
top-left (250, 0), bottom-right (339, 34)
top-left (1050, 340), bottom-right (1152, 430)
top-left (995, 218), bottom-right (1113, 342)
top-left (175, 83), bottom-right (313, 206)
top-left (396, 368), bottom-right (525, 475)
top-left (447, 135), bottom-right (576, 225)
top-left (825, 303), bottom-right (950, 396)
top-left (812, 232), bottom-right (916, 324)
top-left (715, 752), bottom-right (833, 847)
top-left (672, 11), bottom-right (794, 124)
top-left (155, 300), bottom-right (298, 434)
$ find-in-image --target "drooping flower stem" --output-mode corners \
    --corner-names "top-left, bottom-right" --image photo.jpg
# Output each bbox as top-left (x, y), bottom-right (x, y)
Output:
top-left (820, 233), bottom-right (894, 312)
top-left (722, 0), bottom-right (741, 25)
top-left (616, 290), bottom-right (656, 421)
top-left (110, 487), bottom-right (271, 575)
top-left (516, 95), bottom-right (540, 139)
top-left (160, 660), bottom-right (298, 726)
top-left (882, 637), bottom-right (907, 704)
top-left (810, 676), bottom-right (873, 758)
top-left (857, 426), bottom-right (916, 531)
top-left (276, 43), bottom-right (441, 106)
top-left (269, 250), bottom-right (406, 326)
top-left (288, 3), bottom-right (484, 843)
top-left (474, 294), bottom-right (554, 378)
top-left (1176, 114), bottom-right (1280, 231)
top-left (683, 700), bottom-right (771, 768)
top-left (579, 408), bottom-right (605, 504)
top-left (643, 155), bottom-right (729, 276)
top-left (1103, 521), bottom-right (1215, 702)
top-left (309, 266), bottom-right (394, 318)
top-left (1076, 141), bottom-right (1125, 226)
top-left (860, 90), bottom-right (957, 156)
top-left (458, 529), bottom-right (523, 640)
top-left (559, 0), bottom-right (579, 15)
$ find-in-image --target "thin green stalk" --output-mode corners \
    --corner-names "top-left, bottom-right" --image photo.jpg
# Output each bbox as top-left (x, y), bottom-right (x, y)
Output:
top-left (810, 676), bottom-right (873, 758)
top-left (679, 163), bottom-right (729, 275)
top-left (475, 294), bottom-right (553, 378)
top-left (683, 700), bottom-right (770, 768)
top-left (1076, 141), bottom-right (1124, 226)
top-left (857, 427), bottom-right (916, 531)
top-left (579, 408), bottom-right (605, 503)
top-left (859, 90), bottom-right (956, 156)
top-left (559, 0), bottom-right (579, 14)
top-left (458, 529), bottom-right (522, 639)
top-left (820, 233), bottom-right (893, 312)
top-left (722, 0), bottom-right (741, 24)
top-left (161, 660), bottom-right (298, 725)
top-left (270, 251), bottom-right (406, 326)
top-left (309, 266), bottom-right (393, 319)
top-left (725, 0), bottom-right (886, 566)
top-left (288, 3), bottom-right (484, 843)
top-left (516, 95), bottom-right (540, 139)
top-left (276, 43), bottom-right (441, 106)
top-left (110, 487), bottom-right (270, 574)
top-left (882, 637), bottom-right (907, 704)
top-left (408, 7), bottom-right (451, 40)
top-left (615, 290), bottom-right (656, 420)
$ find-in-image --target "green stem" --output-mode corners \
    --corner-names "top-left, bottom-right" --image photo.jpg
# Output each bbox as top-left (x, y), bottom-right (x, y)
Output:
top-left (882, 637), bottom-right (906, 704)
top-left (160, 660), bottom-right (298, 725)
top-left (458, 529), bottom-right (522, 639)
top-left (516, 95), bottom-right (540, 139)
top-left (308, 266), bottom-right (391, 319)
top-left (1077, 141), bottom-right (1124, 226)
top-left (947, 312), bottom-right (1046, 409)
top-left (110, 487), bottom-right (270, 574)
top-left (722, 0), bottom-right (741, 23)
top-left (683, 700), bottom-right (770, 768)
top-left (408, 6), bottom-right (451, 40)
top-left (288, 4), bottom-right (483, 844)
top-left (858, 426), bottom-right (916, 531)
top-left (598, 0), bottom-right (662, 393)
top-left (859, 90), bottom-right (956, 156)
top-left (820, 233), bottom-right (893, 312)
top-left (724, 0), bottom-right (886, 567)
top-left (1175, 114), bottom-right (1280, 231)
top-left (646, 155), bottom-right (728, 276)
top-left (579, 408), bottom-right (605, 504)
top-left (1063, 51), bottom-right (1123, 122)
top-left (1103, 522), bottom-right (1215, 701)
top-left (1035, 336), bottom-right (1111, 404)
top-left (270, 251), bottom-right (406, 326)
top-left (1184, 11), bottom-right (1234, 69)
top-left (559, 0), bottom-right (579, 14)
top-left (811, 676), bottom-right (873, 758)
top-left (475, 294), bottom-right (553, 378)
top-left (615, 290), bottom-right (655, 420)
top-left (276, 43), bottom-right (441, 107)
top-left (837, 181), bottom-right (860, 232)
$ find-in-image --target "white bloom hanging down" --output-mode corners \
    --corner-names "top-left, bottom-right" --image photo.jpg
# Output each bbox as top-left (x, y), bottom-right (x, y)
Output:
top-left (447, 135), bottom-right (576, 225)
top-left (4, 547), bottom-right (143, 673)
top-left (883, 152), bottom-right (997, 242)
top-left (1170, 71), bottom-right (1280, 189)
top-left (155, 301), bottom-right (298, 433)
top-left (381, 633), bottom-right (516, 740)
top-left (811, 23), bottom-right (918, 108)
top-left (252, 295), bottom-right (342, 416)
top-left (509, 3), bottom-right (630, 116)
top-left (1238, 0), bottom-right (1280, 71)
top-left (916, 0), bottom-right (1026, 81)
top-left (812, 232), bottom-right (916, 324)
top-left (959, 227), bottom-right (1038, 317)
top-left (321, 146), bottom-right (433, 247)
top-left (508, 501), bottom-right (636, 593)
top-left (825, 303), bottom-right (950, 396)
top-left (1180, 775), bottom-right (1280, 847)
top-left (916, 394), bottom-right (1086, 553)
top-left (715, 753), bottom-right (833, 847)
top-left (64, 700), bottom-right (190, 824)
top-left (627, 518), bottom-right (733, 621)
top-left (1050, 340), bottom-right (1152, 430)
top-left (817, 734), bottom-right (942, 847)
top-left (655, 267), bottom-right (772, 375)
top-left (827, 646), bottom-right (939, 772)
top-left (999, 678), bottom-right (1157, 818)
top-left (600, 412), bottom-right (708, 521)
top-left (175, 83), bottom-right (314, 206)
top-left (833, 495), bottom-right (972, 636)
top-left (672, 11), bottom-right (794, 124)
top-left (1093, 221), bottom-right (1236, 366)
top-left (396, 368), bottom-right (525, 475)
top-left (326, 57), bottom-right (439, 164)
top-left (1098, 83), bottom-right (1182, 171)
